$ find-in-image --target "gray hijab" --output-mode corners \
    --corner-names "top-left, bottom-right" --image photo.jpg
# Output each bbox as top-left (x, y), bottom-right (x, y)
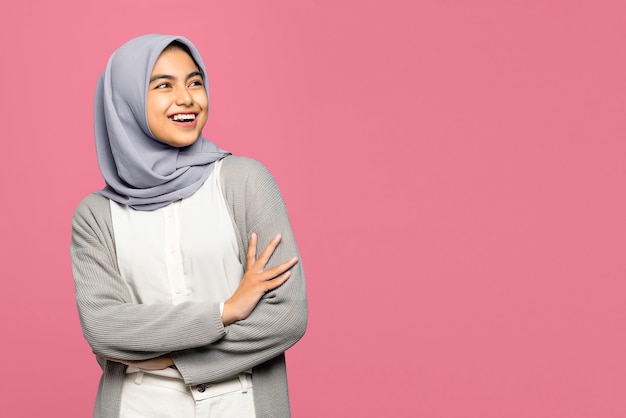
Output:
top-left (94, 34), bottom-right (229, 210)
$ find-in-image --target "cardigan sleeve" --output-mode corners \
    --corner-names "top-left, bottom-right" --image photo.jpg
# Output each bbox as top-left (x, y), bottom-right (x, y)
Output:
top-left (170, 156), bottom-right (308, 385)
top-left (70, 193), bottom-right (227, 360)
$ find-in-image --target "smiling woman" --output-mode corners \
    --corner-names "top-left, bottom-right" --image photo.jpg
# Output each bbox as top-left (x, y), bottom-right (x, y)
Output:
top-left (70, 34), bottom-right (307, 418)
top-left (147, 43), bottom-right (209, 147)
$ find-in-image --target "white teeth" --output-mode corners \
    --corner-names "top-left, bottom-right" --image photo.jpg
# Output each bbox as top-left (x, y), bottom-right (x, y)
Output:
top-left (170, 114), bottom-right (196, 121)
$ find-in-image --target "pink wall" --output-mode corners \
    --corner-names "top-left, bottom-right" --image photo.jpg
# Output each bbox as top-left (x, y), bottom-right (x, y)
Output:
top-left (1, 1), bottom-right (625, 416)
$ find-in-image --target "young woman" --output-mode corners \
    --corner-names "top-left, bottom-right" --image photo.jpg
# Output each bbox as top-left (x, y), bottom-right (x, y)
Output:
top-left (70, 34), bottom-right (307, 418)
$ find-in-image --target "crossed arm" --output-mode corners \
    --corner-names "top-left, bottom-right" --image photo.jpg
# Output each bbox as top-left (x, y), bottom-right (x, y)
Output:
top-left (99, 232), bottom-right (297, 370)
top-left (71, 157), bottom-right (307, 384)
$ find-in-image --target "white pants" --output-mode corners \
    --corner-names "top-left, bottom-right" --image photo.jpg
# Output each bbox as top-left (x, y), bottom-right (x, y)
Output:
top-left (120, 371), bottom-right (256, 418)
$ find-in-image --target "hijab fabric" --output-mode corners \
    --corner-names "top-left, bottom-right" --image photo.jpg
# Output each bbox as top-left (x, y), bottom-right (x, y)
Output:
top-left (95, 34), bottom-right (230, 210)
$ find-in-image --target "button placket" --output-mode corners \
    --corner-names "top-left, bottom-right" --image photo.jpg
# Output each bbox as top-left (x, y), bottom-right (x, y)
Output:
top-left (164, 203), bottom-right (187, 304)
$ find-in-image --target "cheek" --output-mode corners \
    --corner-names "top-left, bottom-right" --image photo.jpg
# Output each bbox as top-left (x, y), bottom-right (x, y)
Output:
top-left (146, 97), bottom-right (168, 122)
top-left (146, 105), bottom-right (167, 137)
top-left (146, 108), bottom-right (159, 134)
top-left (196, 91), bottom-right (209, 110)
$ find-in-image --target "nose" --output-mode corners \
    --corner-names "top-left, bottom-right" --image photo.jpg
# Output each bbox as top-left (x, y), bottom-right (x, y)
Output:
top-left (175, 87), bottom-right (193, 106)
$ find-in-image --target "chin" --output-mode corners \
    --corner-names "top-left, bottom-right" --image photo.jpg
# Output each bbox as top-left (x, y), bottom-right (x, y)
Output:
top-left (156, 135), bottom-right (200, 148)
top-left (172, 140), bottom-right (199, 148)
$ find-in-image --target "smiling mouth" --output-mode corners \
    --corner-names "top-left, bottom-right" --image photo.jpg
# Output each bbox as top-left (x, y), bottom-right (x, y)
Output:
top-left (169, 113), bottom-right (197, 122)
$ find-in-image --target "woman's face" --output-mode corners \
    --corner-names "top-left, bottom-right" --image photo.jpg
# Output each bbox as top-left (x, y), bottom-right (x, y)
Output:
top-left (146, 47), bottom-right (208, 147)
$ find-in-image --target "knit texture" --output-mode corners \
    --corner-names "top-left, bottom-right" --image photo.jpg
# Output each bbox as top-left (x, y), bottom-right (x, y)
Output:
top-left (71, 155), bottom-right (307, 418)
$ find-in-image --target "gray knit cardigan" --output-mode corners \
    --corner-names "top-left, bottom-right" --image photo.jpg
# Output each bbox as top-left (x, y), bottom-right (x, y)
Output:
top-left (71, 156), bottom-right (308, 418)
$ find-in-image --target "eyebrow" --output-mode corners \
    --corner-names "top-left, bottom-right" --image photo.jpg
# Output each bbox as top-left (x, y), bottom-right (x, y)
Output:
top-left (149, 71), bottom-right (203, 83)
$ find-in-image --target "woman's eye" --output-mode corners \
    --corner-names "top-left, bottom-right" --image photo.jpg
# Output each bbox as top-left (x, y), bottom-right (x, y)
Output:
top-left (189, 80), bottom-right (203, 87)
top-left (154, 82), bottom-right (170, 89)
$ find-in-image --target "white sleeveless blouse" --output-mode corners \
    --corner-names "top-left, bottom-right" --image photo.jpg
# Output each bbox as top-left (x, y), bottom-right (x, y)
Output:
top-left (110, 159), bottom-right (243, 312)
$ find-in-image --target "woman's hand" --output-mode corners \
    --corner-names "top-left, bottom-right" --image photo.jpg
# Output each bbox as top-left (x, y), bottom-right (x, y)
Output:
top-left (98, 354), bottom-right (174, 370)
top-left (222, 232), bottom-right (298, 325)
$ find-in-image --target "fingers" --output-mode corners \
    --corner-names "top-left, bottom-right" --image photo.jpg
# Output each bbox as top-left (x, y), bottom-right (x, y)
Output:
top-left (265, 270), bottom-right (292, 292)
top-left (261, 258), bottom-right (298, 296)
top-left (247, 233), bottom-right (284, 271)
top-left (246, 232), bottom-right (298, 282)
top-left (263, 256), bottom-right (298, 279)
top-left (245, 232), bottom-right (258, 269)
top-left (256, 233), bottom-right (282, 266)
top-left (226, 234), bottom-right (298, 323)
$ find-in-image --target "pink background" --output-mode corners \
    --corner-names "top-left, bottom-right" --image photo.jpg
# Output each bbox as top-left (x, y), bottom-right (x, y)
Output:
top-left (1, 1), bottom-right (625, 416)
